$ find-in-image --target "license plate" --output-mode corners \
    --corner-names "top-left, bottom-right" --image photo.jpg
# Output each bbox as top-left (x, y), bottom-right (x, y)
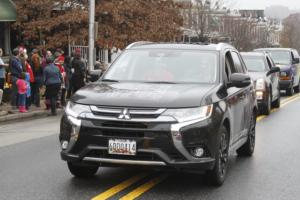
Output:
top-left (108, 139), bottom-right (136, 155)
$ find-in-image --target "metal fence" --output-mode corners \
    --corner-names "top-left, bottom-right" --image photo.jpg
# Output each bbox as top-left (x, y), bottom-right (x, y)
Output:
top-left (69, 45), bottom-right (109, 64)
top-left (69, 45), bottom-right (89, 63)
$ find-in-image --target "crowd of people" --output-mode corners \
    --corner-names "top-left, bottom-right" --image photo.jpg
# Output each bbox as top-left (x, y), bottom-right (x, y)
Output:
top-left (0, 47), bottom-right (87, 116)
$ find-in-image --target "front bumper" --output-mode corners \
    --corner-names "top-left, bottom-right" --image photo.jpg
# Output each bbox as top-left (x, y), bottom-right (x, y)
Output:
top-left (59, 112), bottom-right (222, 170)
top-left (279, 79), bottom-right (293, 90)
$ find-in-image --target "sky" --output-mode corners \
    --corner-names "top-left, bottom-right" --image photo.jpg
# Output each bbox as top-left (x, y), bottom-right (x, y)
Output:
top-left (233, 0), bottom-right (300, 10)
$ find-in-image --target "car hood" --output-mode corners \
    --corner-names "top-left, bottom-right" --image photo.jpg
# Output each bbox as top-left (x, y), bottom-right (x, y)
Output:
top-left (248, 72), bottom-right (266, 81)
top-left (71, 82), bottom-right (216, 108)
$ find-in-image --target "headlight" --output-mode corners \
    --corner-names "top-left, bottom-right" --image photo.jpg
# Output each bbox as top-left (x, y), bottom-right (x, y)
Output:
top-left (256, 79), bottom-right (266, 91)
top-left (162, 105), bottom-right (213, 123)
top-left (65, 101), bottom-right (91, 118)
top-left (280, 72), bottom-right (288, 77)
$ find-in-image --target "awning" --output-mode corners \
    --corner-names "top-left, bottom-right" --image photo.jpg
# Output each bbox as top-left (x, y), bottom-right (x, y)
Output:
top-left (0, 0), bottom-right (17, 22)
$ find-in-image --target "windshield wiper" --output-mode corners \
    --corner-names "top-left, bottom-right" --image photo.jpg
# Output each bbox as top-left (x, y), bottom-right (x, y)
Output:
top-left (101, 79), bottom-right (119, 82)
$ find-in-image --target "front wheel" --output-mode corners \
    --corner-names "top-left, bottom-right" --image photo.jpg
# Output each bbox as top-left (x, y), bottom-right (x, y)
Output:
top-left (237, 112), bottom-right (256, 156)
top-left (67, 162), bottom-right (99, 178)
top-left (261, 94), bottom-right (271, 115)
top-left (207, 126), bottom-right (229, 186)
top-left (272, 95), bottom-right (281, 108)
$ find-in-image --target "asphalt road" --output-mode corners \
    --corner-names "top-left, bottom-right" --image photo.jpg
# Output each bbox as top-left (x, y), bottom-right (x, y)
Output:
top-left (1, 94), bottom-right (300, 200)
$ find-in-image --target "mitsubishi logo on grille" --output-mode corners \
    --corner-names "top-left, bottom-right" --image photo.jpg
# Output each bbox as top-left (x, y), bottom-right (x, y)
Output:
top-left (118, 108), bottom-right (131, 120)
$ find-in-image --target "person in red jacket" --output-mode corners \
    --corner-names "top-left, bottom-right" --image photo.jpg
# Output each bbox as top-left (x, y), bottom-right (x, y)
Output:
top-left (24, 54), bottom-right (35, 109)
top-left (54, 49), bottom-right (66, 107)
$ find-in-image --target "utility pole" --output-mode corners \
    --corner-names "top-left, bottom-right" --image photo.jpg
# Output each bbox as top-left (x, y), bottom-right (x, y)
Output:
top-left (88, 0), bottom-right (95, 71)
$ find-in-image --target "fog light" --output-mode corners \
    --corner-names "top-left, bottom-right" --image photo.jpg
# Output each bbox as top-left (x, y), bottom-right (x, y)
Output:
top-left (192, 147), bottom-right (204, 158)
top-left (62, 141), bottom-right (69, 150)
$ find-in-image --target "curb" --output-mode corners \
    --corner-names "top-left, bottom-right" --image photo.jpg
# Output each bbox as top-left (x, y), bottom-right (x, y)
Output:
top-left (0, 109), bottom-right (63, 123)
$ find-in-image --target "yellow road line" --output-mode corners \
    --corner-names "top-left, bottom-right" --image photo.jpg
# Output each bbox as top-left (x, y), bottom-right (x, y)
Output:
top-left (281, 93), bottom-right (300, 104)
top-left (91, 173), bottom-right (148, 200)
top-left (257, 94), bottom-right (300, 122)
top-left (256, 115), bottom-right (266, 122)
top-left (282, 96), bottom-right (300, 107)
top-left (119, 174), bottom-right (170, 200)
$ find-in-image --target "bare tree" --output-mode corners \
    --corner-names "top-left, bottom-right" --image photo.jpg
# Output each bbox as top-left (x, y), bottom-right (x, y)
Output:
top-left (280, 13), bottom-right (300, 52)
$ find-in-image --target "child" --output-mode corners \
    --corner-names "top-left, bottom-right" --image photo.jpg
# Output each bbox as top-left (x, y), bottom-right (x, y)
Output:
top-left (16, 73), bottom-right (27, 113)
top-left (25, 73), bottom-right (31, 110)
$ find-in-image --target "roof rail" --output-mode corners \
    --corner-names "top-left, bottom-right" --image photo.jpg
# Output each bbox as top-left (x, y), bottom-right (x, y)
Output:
top-left (216, 43), bottom-right (235, 51)
top-left (126, 41), bottom-right (153, 49)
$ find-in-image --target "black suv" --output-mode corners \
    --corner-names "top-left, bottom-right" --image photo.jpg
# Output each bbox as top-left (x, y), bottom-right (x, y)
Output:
top-left (60, 42), bottom-right (257, 186)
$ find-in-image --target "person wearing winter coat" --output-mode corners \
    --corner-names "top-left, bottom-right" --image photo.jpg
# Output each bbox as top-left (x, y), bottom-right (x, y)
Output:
top-left (16, 72), bottom-right (27, 113)
top-left (43, 56), bottom-right (62, 116)
top-left (71, 49), bottom-right (86, 93)
top-left (10, 48), bottom-right (23, 108)
top-left (31, 49), bottom-right (42, 107)
top-left (25, 73), bottom-right (31, 110)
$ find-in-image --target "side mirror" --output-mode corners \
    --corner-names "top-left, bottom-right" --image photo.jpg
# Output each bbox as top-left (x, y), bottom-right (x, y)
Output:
top-left (267, 67), bottom-right (280, 76)
top-left (87, 70), bottom-right (103, 82)
top-left (292, 58), bottom-right (299, 64)
top-left (228, 73), bottom-right (251, 88)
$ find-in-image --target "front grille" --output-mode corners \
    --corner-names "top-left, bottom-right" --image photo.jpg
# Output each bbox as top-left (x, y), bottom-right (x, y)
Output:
top-left (90, 106), bottom-right (165, 120)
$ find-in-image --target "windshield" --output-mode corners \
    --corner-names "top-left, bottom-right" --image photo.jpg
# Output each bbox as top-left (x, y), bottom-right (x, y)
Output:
top-left (103, 49), bottom-right (218, 84)
top-left (242, 57), bottom-right (266, 72)
top-left (267, 51), bottom-right (291, 65)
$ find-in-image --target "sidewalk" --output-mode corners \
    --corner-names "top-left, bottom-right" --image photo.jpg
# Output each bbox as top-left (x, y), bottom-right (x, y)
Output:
top-left (0, 102), bottom-right (63, 123)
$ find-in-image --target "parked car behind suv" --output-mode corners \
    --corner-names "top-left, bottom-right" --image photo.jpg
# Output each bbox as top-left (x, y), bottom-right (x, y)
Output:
top-left (241, 52), bottom-right (280, 115)
top-left (60, 42), bottom-right (257, 186)
top-left (254, 48), bottom-right (300, 96)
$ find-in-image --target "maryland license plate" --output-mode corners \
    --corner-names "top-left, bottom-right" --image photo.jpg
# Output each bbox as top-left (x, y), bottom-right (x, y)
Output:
top-left (108, 139), bottom-right (137, 155)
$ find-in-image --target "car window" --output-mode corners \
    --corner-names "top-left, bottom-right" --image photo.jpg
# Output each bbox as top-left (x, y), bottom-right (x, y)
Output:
top-left (104, 49), bottom-right (219, 84)
top-left (267, 51), bottom-right (291, 65)
top-left (231, 51), bottom-right (245, 73)
top-left (293, 50), bottom-right (300, 58)
top-left (242, 56), bottom-right (266, 72)
top-left (224, 52), bottom-right (233, 82)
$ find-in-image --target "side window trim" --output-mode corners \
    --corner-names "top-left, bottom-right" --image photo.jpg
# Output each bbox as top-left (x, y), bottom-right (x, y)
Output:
top-left (266, 56), bottom-right (273, 70)
top-left (231, 50), bottom-right (245, 73)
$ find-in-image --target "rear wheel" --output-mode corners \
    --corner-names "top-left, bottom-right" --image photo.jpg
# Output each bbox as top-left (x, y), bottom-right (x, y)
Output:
top-left (286, 87), bottom-right (294, 96)
top-left (237, 112), bottom-right (256, 156)
top-left (207, 126), bottom-right (229, 186)
top-left (67, 162), bottom-right (99, 178)
top-left (294, 81), bottom-right (300, 93)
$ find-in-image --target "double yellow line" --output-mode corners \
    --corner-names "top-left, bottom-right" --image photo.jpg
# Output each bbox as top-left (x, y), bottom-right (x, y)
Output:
top-left (92, 93), bottom-right (300, 200)
top-left (92, 173), bottom-right (169, 200)
top-left (257, 93), bottom-right (300, 122)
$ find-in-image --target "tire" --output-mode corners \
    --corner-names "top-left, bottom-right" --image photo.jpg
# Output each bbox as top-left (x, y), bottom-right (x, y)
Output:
top-left (67, 162), bottom-right (99, 178)
top-left (286, 87), bottom-right (294, 96)
top-left (261, 94), bottom-right (271, 115)
top-left (207, 126), bottom-right (229, 186)
top-left (294, 81), bottom-right (300, 93)
top-left (272, 95), bottom-right (281, 108)
top-left (237, 112), bottom-right (256, 157)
